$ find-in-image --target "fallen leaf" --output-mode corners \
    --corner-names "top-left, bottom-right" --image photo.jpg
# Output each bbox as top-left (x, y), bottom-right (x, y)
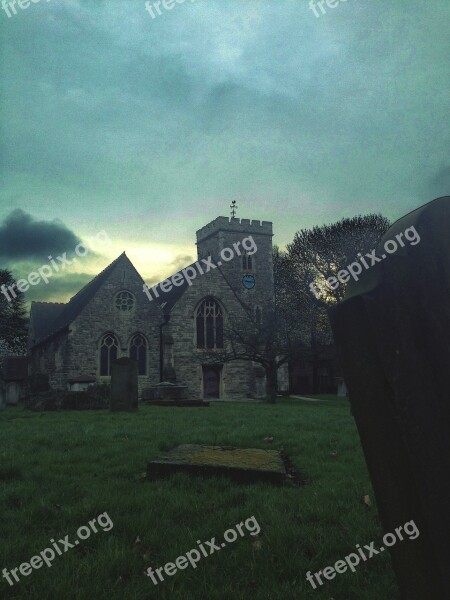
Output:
top-left (363, 495), bottom-right (372, 507)
top-left (252, 538), bottom-right (262, 550)
top-left (132, 536), bottom-right (142, 553)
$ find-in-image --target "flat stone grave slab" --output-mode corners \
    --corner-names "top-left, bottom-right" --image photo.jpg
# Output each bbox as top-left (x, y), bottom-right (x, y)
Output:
top-left (147, 444), bottom-right (288, 485)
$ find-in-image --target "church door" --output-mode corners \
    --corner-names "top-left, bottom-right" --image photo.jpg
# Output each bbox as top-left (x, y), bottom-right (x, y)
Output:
top-left (202, 366), bottom-right (221, 399)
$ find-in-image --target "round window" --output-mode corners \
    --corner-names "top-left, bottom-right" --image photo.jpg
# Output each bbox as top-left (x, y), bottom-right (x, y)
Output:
top-left (115, 291), bottom-right (135, 311)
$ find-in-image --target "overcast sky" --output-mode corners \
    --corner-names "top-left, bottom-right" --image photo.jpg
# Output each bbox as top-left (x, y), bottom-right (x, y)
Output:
top-left (0, 0), bottom-right (448, 304)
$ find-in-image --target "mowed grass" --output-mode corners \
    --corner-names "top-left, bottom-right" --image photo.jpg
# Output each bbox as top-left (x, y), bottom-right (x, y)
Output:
top-left (0, 398), bottom-right (400, 600)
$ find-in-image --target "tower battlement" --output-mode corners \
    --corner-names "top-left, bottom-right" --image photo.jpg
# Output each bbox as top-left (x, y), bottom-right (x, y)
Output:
top-left (196, 216), bottom-right (272, 244)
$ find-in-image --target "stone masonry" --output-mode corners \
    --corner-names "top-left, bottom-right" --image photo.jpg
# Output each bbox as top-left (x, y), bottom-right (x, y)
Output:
top-left (28, 216), bottom-right (277, 401)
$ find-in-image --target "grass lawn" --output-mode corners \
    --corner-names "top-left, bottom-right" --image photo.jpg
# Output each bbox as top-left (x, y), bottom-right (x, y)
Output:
top-left (0, 398), bottom-right (400, 600)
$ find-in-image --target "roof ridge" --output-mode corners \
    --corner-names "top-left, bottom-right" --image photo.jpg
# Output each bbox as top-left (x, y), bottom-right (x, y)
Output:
top-left (30, 253), bottom-right (141, 348)
top-left (66, 252), bottom-right (124, 303)
top-left (31, 301), bottom-right (66, 306)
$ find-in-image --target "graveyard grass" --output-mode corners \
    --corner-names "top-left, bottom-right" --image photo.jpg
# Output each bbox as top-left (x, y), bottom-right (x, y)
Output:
top-left (0, 397), bottom-right (400, 600)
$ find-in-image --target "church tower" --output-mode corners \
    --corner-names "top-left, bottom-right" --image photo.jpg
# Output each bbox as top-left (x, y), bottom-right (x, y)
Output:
top-left (195, 216), bottom-right (274, 312)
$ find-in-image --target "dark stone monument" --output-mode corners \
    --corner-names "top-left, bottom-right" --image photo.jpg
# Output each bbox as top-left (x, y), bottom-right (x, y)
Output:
top-left (329, 197), bottom-right (450, 600)
top-left (110, 357), bottom-right (138, 411)
top-left (141, 381), bottom-right (209, 406)
top-left (0, 383), bottom-right (5, 411)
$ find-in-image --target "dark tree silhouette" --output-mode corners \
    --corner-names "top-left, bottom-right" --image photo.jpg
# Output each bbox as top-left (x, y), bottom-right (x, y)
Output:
top-left (0, 269), bottom-right (29, 355)
top-left (195, 215), bottom-right (390, 400)
top-left (281, 214), bottom-right (391, 392)
top-left (287, 214), bottom-right (391, 305)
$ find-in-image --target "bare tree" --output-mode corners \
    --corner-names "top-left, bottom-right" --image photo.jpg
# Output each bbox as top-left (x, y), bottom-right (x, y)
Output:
top-left (196, 215), bottom-right (390, 400)
top-left (282, 214), bottom-right (390, 392)
top-left (199, 250), bottom-right (305, 403)
top-left (287, 214), bottom-right (391, 305)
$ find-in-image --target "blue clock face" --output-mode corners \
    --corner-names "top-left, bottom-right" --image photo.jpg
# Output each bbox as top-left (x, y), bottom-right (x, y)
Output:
top-left (243, 274), bottom-right (255, 289)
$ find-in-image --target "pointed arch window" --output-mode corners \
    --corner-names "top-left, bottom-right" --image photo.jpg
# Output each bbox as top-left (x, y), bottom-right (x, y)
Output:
top-left (242, 253), bottom-right (253, 271)
top-left (129, 334), bottom-right (147, 375)
top-left (196, 298), bottom-right (224, 349)
top-left (99, 334), bottom-right (118, 376)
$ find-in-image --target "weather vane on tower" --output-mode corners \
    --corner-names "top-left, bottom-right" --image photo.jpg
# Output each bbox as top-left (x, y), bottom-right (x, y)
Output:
top-left (230, 200), bottom-right (238, 218)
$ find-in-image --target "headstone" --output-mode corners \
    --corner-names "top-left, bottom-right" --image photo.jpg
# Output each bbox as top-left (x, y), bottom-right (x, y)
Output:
top-left (2, 357), bottom-right (28, 404)
top-left (110, 357), bottom-right (138, 411)
top-left (0, 385), bottom-right (6, 411)
top-left (6, 382), bottom-right (20, 405)
top-left (254, 366), bottom-right (266, 398)
top-left (329, 196), bottom-right (450, 600)
top-left (336, 377), bottom-right (347, 397)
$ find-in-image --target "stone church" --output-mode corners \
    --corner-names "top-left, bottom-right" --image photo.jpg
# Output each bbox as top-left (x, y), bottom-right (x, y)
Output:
top-left (28, 216), bottom-right (277, 401)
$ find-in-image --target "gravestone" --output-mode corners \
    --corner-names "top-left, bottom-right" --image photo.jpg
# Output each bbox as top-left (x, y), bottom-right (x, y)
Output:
top-left (329, 196), bottom-right (450, 600)
top-left (148, 444), bottom-right (287, 484)
top-left (110, 357), bottom-right (138, 411)
top-left (141, 381), bottom-right (209, 406)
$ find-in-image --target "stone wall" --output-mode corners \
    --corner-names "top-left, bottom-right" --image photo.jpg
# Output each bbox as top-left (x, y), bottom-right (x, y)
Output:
top-left (28, 330), bottom-right (69, 389)
top-left (30, 254), bottom-right (162, 395)
top-left (167, 275), bottom-right (257, 400)
top-left (27, 217), bottom-right (278, 401)
top-left (67, 254), bottom-right (161, 395)
top-left (169, 218), bottom-right (275, 400)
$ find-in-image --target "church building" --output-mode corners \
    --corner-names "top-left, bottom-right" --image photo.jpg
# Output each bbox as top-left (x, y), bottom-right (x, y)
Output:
top-left (28, 216), bottom-right (275, 401)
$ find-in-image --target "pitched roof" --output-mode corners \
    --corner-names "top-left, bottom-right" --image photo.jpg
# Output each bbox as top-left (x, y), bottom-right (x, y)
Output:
top-left (153, 262), bottom-right (196, 313)
top-left (29, 302), bottom-right (66, 345)
top-left (30, 253), bottom-right (137, 348)
top-left (151, 259), bottom-right (241, 313)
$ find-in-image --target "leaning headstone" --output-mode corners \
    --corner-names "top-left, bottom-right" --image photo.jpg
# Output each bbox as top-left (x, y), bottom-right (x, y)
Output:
top-left (329, 196), bottom-right (450, 600)
top-left (110, 357), bottom-right (138, 411)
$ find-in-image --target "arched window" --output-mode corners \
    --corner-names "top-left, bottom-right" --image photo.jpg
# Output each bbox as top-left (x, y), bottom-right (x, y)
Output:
top-left (129, 334), bottom-right (147, 375)
top-left (242, 253), bottom-right (253, 271)
top-left (99, 334), bottom-right (118, 376)
top-left (196, 298), bottom-right (223, 349)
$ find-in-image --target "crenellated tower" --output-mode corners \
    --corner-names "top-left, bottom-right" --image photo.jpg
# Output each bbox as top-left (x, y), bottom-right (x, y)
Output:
top-left (196, 216), bottom-right (274, 312)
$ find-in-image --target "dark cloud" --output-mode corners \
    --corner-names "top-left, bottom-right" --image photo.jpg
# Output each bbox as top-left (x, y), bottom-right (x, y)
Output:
top-left (0, 0), bottom-right (448, 247)
top-left (0, 209), bottom-right (81, 260)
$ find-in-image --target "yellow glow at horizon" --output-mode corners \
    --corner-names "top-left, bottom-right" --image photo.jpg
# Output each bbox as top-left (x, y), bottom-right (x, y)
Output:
top-left (72, 237), bottom-right (196, 283)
